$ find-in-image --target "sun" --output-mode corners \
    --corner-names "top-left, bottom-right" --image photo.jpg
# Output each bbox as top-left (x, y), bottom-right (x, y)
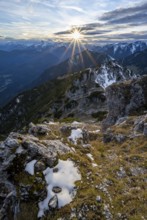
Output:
top-left (71, 29), bottom-right (81, 40)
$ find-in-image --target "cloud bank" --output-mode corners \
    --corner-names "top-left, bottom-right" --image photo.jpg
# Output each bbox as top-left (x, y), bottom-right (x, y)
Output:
top-left (0, 0), bottom-right (147, 43)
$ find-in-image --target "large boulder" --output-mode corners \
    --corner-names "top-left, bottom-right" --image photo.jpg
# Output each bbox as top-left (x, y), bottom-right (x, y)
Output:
top-left (28, 123), bottom-right (50, 136)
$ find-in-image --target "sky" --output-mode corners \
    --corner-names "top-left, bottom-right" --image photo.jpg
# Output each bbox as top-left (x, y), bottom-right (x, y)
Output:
top-left (0, 0), bottom-right (147, 43)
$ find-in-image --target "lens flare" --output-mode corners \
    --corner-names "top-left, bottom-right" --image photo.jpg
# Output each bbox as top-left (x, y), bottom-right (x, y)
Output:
top-left (71, 29), bottom-right (81, 40)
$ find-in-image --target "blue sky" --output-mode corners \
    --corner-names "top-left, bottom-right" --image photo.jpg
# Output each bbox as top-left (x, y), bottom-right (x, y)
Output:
top-left (0, 0), bottom-right (147, 42)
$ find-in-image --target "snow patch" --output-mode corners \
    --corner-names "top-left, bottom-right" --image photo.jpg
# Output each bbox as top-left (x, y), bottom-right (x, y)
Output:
top-left (94, 61), bottom-right (136, 89)
top-left (69, 129), bottom-right (83, 144)
top-left (38, 159), bottom-right (81, 217)
top-left (72, 121), bottom-right (82, 125)
top-left (16, 98), bottom-right (20, 104)
top-left (92, 163), bottom-right (98, 167)
top-left (48, 121), bottom-right (58, 125)
top-left (16, 146), bottom-right (24, 154)
top-left (131, 44), bottom-right (136, 54)
top-left (90, 129), bottom-right (100, 134)
top-left (95, 64), bottom-right (117, 88)
top-left (25, 160), bottom-right (37, 175)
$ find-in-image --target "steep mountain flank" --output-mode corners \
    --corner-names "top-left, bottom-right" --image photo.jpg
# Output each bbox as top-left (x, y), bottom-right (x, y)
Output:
top-left (0, 60), bottom-right (135, 135)
top-left (0, 68), bottom-right (106, 135)
top-left (123, 49), bottom-right (147, 75)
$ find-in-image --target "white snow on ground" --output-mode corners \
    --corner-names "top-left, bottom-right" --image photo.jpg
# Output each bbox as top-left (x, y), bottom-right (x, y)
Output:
top-left (72, 121), bottom-right (82, 125)
top-left (69, 129), bottom-right (83, 144)
top-left (16, 98), bottom-right (20, 103)
top-left (38, 159), bottom-right (81, 218)
top-left (16, 146), bottom-right (24, 154)
top-left (48, 121), bottom-right (58, 125)
top-left (86, 153), bottom-right (94, 161)
top-left (92, 163), bottom-right (98, 167)
top-left (90, 129), bottom-right (100, 134)
top-left (95, 65), bottom-right (116, 89)
top-left (25, 160), bottom-right (37, 175)
top-left (87, 154), bottom-right (98, 167)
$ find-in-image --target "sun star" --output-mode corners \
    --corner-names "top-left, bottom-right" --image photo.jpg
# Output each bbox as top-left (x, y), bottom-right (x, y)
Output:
top-left (71, 29), bottom-right (81, 40)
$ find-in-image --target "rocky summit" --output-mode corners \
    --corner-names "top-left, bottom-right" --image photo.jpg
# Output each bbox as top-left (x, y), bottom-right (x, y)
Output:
top-left (0, 106), bottom-right (147, 219)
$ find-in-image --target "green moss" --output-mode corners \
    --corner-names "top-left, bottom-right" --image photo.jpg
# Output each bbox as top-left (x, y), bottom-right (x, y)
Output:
top-left (59, 117), bottom-right (80, 123)
top-left (7, 154), bottom-right (27, 177)
top-left (16, 202), bottom-right (38, 220)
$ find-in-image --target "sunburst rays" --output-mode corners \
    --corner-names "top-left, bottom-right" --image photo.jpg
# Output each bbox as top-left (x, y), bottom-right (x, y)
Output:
top-left (59, 29), bottom-right (97, 74)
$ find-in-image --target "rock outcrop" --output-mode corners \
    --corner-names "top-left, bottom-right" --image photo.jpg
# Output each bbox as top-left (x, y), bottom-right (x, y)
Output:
top-left (103, 75), bottom-right (147, 129)
top-left (0, 127), bottom-right (74, 219)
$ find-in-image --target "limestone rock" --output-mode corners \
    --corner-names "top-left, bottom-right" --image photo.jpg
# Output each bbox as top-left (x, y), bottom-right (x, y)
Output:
top-left (52, 186), bottom-right (62, 193)
top-left (60, 126), bottom-right (76, 136)
top-left (48, 195), bottom-right (58, 209)
top-left (103, 75), bottom-right (147, 129)
top-left (34, 161), bottom-right (46, 172)
top-left (4, 137), bottom-right (19, 148)
top-left (29, 123), bottom-right (50, 136)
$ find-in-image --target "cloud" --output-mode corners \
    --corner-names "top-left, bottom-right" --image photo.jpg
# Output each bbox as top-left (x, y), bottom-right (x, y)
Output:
top-left (109, 12), bottom-right (147, 25)
top-left (100, 2), bottom-right (147, 20)
top-left (110, 32), bottom-right (147, 40)
top-left (83, 30), bottom-right (111, 35)
top-left (99, 2), bottom-right (147, 26)
top-left (55, 1), bottom-right (147, 43)
top-left (55, 28), bottom-right (110, 36)
top-left (0, 0), bottom-right (147, 42)
top-left (55, 30), bottom-right (71, 35)
top-left (59, 5), bottom-right (85, 13)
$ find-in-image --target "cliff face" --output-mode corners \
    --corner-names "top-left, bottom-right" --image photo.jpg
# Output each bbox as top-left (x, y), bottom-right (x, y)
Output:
top-left (103, 75), bottom-right (147, 128)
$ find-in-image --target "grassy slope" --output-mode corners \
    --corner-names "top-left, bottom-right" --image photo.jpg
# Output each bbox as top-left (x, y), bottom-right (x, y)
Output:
top-left (15, 117), bottom-right (147, 220)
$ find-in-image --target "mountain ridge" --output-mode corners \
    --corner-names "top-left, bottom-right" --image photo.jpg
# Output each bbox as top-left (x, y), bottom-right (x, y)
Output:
top-left (0, 59), bottom-right (137, 135)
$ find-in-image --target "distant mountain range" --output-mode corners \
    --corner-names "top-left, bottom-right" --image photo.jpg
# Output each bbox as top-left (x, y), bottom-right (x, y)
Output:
top-left (0, 40), bottom-right (147, 107)
top-left (93, 41), bottom-right (147, 59)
